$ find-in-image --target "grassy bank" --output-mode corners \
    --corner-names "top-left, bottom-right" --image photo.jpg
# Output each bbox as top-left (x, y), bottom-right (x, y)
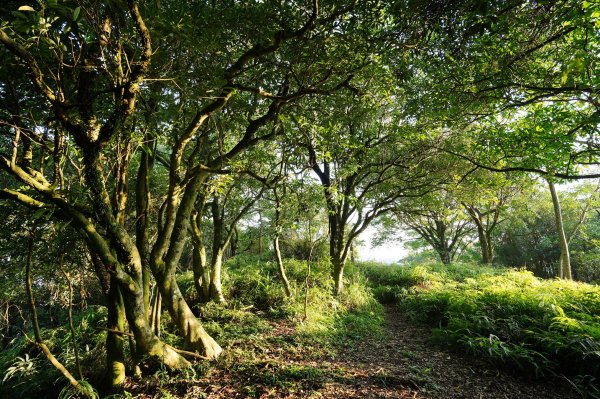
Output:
top-left (362, 261), bottom-right (600, 396)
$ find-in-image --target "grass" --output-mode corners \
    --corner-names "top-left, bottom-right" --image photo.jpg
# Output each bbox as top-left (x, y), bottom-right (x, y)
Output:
top-left (361, 260), bottom-right (600, 396)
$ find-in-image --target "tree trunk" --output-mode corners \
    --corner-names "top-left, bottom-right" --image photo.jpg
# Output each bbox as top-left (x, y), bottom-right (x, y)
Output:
top-left (476, 225), bottom-right (493, 265)
top-left (105, 279), bottom-right (126, 387)
top-left (209, 251), bottom-right (226, 303)
top-left (119, 277), bottom-right (191, 368)
top-left (149, 287), bottom-right (161, 337)
top-left (193, 243), bottom-right (210, 303)
top-left (156, 273), bottom-right (223, 358)
top-left (145, 172), bottom-right (222, 358)
top-left (436, 247), bottom-right (452, 265)
top-left (331, 244), bottom-right (348, 296)
top-left (332, 258), bottom-right (344, 296)
top-left (208, 199), bottom-right (226, 303)
top-left (329, 216), bottom-right (348, 296)
top-left (548, 180), bottom-right (572, 279)
top-left (191, 210), bottom-right (210, 303)
top-left (274, 235), bottom-right (292, 297)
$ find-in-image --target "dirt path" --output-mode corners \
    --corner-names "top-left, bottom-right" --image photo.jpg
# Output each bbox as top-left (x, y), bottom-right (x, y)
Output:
top-left (131, 306), bottom-right (581, 398)
top-left (316, 305), bottom-right (579, 399)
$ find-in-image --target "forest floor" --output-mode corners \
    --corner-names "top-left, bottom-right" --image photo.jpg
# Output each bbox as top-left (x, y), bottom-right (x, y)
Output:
top-left (128, 305), bottom-right (580, 399)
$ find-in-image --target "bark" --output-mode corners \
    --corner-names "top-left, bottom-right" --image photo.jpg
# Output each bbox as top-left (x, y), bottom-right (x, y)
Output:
top-left (89, 250), bottom-right (126, 386)
top-left (205, 188), bottom-right (261, 304)
top-left (328, 197), bottom-right (348, 295)
top-left (331, 234), bottom-right (349, 296)
top-left (155, 273), bottom-right (222, 358)
top-left (436, 248), bottom-right (452, 265)
top-left (463, 204), bottom-right (500, 265)
top-left (548, 180), bottom-right (572, 279)
top-left (330, 227), bottom-right (357, 296)
top-left (273, 187), bottom-right (292, 296)
top-left (209, 251), bottom-right (226, 303)
top-left (136, 134), bottom-right (153, 316)
top-left (274, 235), bottom-right (292, 297)
top-left (149, 287), bottom-right (162, 337)
top-left (82, 147), bottom-right (190, 369)
top-left (105, 277), bottom-right (126, 387)
top-left (119, 277), bottom-right (190, 368)
top-left (332, 257), bottom-right (345, 296)
top-left (151, 175), bottom-right (222, 358)
top-left (478, 227), bottom-right (493, 265)
top-left (191, 209), bottom-right (210, 303)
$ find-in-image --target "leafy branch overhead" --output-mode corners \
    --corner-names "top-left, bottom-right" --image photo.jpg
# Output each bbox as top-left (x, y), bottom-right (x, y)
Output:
top-left (0, 0), bottom-right (599, 397)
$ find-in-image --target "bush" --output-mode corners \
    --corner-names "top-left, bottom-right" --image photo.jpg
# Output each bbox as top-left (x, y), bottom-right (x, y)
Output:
top-left (175, 255), bottom-right (385, 348)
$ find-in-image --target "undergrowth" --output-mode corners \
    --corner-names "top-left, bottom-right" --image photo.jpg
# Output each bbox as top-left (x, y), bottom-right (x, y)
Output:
top-left (1, 256), bottom-right (384, 398)
top-left (362, 260), bottom-right (600, 396)
top-left (0, 306), bottom-right (106, 399)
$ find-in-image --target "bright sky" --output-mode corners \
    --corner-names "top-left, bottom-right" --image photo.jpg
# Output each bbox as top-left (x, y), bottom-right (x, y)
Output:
top-left (357, 225), bottom-right (408, 264)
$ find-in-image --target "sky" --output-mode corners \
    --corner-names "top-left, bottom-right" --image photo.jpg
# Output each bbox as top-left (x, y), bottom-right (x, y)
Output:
top-left (357, 225), bottom-right (408, 264)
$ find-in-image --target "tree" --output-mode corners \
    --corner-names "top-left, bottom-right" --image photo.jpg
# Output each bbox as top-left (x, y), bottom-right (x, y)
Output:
top-left (299, 98), bottom-right (437, 294)
top-left (460, 171), bottom-right (526, 264)
top-left (420, 1), bottom-right (600, 180)
top-left (0, 0), bottom-right (384, 384)
top-left (548, 179), bottom-right (572, 279)
top-left (495, 181), bottom-right (600, 279)
top-left (206, 174), bottom-right (266, 303)
top-left (399, 189), bottom-right (474, 264)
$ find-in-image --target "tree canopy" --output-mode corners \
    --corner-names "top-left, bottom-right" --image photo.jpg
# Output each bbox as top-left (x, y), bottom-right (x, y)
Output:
top-left (1, 0), bottom-right (599, 397)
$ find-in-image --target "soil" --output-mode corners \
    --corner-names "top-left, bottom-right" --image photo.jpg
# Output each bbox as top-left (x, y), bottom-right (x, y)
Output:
top-left (127, 305), bottom-right (581, 398)
top-left (316, 306), bottom-right (579, 399)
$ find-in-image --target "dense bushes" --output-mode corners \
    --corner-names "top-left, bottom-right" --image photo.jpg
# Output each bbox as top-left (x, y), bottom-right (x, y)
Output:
top-left (362, 261), bottom-right (600, 395)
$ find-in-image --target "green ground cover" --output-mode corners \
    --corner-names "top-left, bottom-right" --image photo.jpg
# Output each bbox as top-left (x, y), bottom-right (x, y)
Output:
top-left (362, 261), bottom-right (600, 396)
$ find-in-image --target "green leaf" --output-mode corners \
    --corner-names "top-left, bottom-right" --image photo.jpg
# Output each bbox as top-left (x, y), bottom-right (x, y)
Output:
top-left (32, 207), bottom-right (46, 220)
top-left (72, 6), bottom-right (81, 21)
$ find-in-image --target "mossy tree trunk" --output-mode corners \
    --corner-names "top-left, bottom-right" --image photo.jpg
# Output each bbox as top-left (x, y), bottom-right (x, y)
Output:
top-left (191, 208), bottom-right (211, 303)
top-left (209, 198), bottom-right (227, 303)
top-left (548, 180), bottom-right (572, 280)
top-left (105, 279), bottom-right (126, 387)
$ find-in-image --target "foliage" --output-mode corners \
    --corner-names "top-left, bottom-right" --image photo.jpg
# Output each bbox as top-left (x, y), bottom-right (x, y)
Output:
top-left (495, 182), bottom-right (600, 281)
top-left (363, 261), bottom-right (600, 393)
top-left (0, 306), bottom-right (106, 399)
top-left (1, 0), bottom-right (600, 395)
